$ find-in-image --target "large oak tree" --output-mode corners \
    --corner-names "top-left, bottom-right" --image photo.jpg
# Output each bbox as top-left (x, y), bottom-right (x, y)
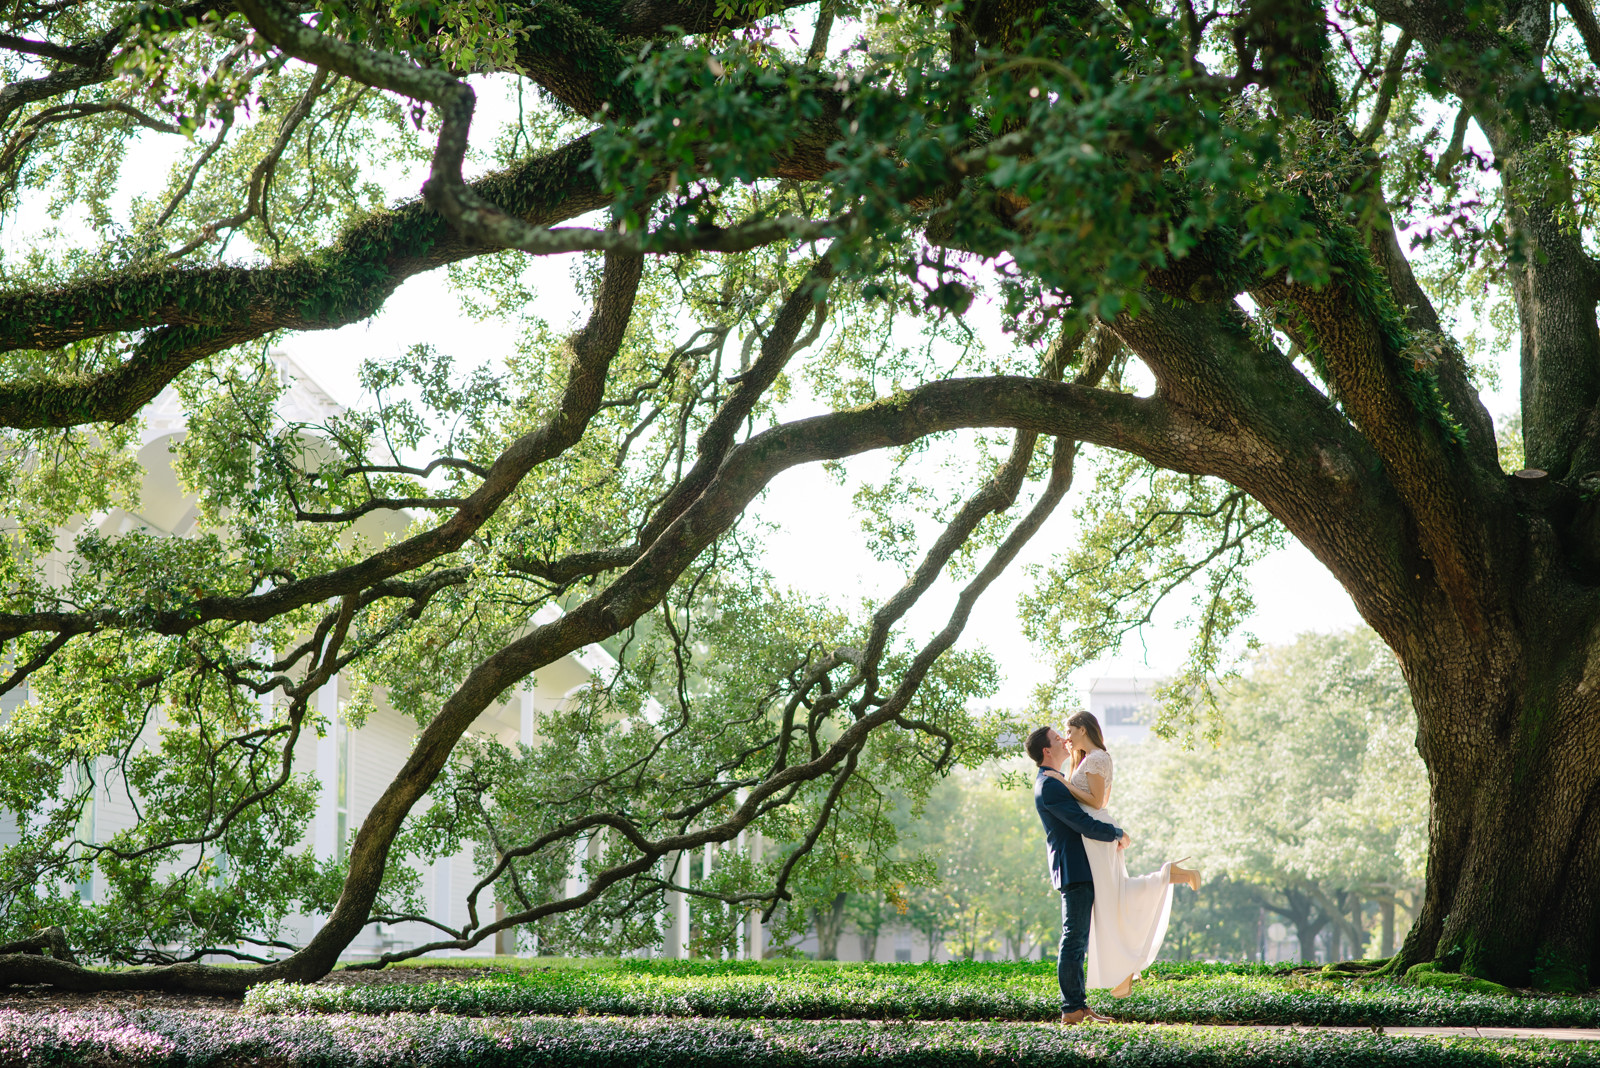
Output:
top-left (0, 0), bottom-right (1595, 992)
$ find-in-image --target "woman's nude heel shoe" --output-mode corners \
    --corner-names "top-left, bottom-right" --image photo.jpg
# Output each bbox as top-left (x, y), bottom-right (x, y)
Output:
top-left (1111, 975), bottom-right (1134, 999)
top-left (1169, 857), bottom-right (1201, 892)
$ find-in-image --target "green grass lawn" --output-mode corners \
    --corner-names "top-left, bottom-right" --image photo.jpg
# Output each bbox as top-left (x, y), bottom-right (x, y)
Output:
top-left (242, 958), bottom-right (1600, 1028)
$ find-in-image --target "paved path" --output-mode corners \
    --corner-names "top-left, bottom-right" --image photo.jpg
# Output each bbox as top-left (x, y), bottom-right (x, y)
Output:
top-left (1185, 1024), bottom-right (1600, 1042)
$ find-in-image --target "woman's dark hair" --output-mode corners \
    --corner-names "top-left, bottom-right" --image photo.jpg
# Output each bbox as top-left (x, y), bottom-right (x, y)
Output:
top-left (1024, 725), bottom-right (1052, 765)
top-left (1066, 709), bottom-right (1107, 771)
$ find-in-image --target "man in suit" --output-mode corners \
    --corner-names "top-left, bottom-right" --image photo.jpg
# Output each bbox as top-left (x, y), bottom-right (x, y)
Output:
top-left (1026, 724), bottom-right (1130, 1025)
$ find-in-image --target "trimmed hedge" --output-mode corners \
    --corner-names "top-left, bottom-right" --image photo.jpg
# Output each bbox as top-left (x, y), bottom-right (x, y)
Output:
top-left (593, 959), bottom-right (1295, 978)
top-left (3, 1011), bottom-right (1596, 1068)
top-left (486, 958), bottom-right (1292, 979)
top-left (243, 964), bottom-right (1600, 1028)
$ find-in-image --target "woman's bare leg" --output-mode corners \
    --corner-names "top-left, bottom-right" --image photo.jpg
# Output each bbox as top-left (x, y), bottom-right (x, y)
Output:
top-left (1169, 858), bottom-right (1201, 892)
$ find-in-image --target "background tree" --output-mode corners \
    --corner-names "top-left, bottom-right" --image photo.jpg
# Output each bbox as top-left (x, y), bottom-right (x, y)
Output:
top-left (2, 0), bottom-right (1599, 993)
top-left (1114, 630), bottom-right (1428, 961)
top-left (1158, 876), bottom-right (1268, 963)
top-left (901, 881), bottom-right (956, 964)
top-left (918, 769), bottom-right (1061, 960)
top-left (826, 765), bottom-right (1079, 963)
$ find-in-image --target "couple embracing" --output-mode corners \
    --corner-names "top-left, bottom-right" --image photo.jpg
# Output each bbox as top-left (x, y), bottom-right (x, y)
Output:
top-left (1026, 711), bottom-right (1202, 1024)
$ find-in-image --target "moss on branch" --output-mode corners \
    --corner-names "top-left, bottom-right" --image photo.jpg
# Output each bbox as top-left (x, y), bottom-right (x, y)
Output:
top-left (0, 136), bottom-right (607, 428)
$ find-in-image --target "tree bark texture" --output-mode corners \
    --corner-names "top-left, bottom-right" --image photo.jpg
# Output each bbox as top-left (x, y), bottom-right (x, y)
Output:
top-left (1112, 287), bottom-right (1600, 986)
top-left (1397, 605), bottom-right (1600, 988)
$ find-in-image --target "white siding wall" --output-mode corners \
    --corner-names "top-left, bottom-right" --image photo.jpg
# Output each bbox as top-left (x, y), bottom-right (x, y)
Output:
top-left (295, 672), bottom-right (587, 960)
top-left (787, 922), bottom-right (969, 963)
top-left (0, 683), bottom-right (26, 850)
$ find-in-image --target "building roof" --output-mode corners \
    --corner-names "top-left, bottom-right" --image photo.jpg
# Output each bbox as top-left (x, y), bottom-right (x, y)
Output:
top-left (1086, 676), bottom-right (1165, 693)
top-left (141, 350), bottom-right (345, 446)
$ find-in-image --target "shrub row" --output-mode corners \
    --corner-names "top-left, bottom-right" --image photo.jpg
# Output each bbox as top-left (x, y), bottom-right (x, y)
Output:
top-left (4, 1010), bottom-right (1595, 1068)
top-left (243, 969), bottom-right (1600, 1028)
top-left (590, 959), bottom-right (1298, 979)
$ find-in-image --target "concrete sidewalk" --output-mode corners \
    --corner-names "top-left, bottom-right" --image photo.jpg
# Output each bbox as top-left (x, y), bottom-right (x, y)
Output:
top-left (1188, 1024), bottom-right (1600, 1043)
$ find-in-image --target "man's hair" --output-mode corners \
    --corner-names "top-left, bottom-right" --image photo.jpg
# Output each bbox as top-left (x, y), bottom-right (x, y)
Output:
top-left (1025, 725), bottom-right (1052, 766)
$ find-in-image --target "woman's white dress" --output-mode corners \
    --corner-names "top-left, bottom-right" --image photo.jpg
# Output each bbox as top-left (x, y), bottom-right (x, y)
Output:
top-left (1070, 749), bottom-right (1174, 990)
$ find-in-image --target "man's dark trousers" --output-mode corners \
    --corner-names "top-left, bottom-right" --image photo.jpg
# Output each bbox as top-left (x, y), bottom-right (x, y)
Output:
top-left (1033, 768), bottom-right (1121, 1016)
top-left (1058, 880), bottom-right (1094, 1013)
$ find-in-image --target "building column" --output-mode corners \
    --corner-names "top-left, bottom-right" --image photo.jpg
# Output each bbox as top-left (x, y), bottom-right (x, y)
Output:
top-left (432, 857), bottom-right (452, 930)
top-left (734, 816), bottom-right (747, 959)
top-left (519, 687), bottom-right (535, 748)
top-left (495, 900), bottom-right (516, 956)
top-left (308, 673), bottom-right (341, 952)
top-left (746, 831), bottom-right (764, 961)
top-left (312, 673), bottom-right (340, 861)
top-left (565, 835), bottom-right (589, 900)
top-left (666, 851), bottom-right (690, 959)
top-left (518, 684), bottom-right (538, 957)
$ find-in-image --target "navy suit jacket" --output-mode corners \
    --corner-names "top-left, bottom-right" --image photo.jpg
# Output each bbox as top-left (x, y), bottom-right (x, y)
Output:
top-left (1034, 768), bottom-right (1124, 889)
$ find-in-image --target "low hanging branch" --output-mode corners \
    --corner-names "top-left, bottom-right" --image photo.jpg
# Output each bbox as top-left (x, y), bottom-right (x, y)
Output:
top-left (347, 330), bottom-right (1110, 965)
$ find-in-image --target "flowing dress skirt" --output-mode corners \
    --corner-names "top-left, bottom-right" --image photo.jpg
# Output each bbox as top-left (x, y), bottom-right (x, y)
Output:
top-left (1080, 803), bottom-right (1174, 990)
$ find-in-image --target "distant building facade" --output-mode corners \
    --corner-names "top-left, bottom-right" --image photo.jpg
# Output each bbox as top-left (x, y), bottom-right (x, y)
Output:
top-left (1086, 675), bottom-right (1162, 745)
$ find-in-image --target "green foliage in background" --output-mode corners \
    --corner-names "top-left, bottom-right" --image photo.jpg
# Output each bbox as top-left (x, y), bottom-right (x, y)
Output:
top-left (1115, 629), bottom-right (1427, 962)
top-left (815, 630), bottom-right (1424, 969)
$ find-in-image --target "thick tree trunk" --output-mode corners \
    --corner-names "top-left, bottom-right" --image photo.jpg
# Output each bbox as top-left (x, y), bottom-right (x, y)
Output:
top-left (814, 893), bottom-right (848, 960)
top-left (1380, 900), bottom-right (1395, 959)
top-left (1396, 600), bottom-right (1600, 990)
top-left (1297, 926), bottom-right (1319, 964)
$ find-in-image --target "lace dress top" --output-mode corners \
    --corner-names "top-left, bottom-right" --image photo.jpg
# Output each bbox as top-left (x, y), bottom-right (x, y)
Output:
top-left (1069, 749), bottom-right (1113, 806)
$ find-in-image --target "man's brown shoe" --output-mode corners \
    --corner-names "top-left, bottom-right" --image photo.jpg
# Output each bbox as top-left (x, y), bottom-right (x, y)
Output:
top-left (1060, 1009), bottom-right (1091, 1025)
top-left (1085, 1009), bottom-right (1115, 1023)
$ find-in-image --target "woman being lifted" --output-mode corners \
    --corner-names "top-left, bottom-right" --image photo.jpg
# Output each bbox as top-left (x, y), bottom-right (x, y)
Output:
top-left (1040, 709), bottom-right (1201, 998)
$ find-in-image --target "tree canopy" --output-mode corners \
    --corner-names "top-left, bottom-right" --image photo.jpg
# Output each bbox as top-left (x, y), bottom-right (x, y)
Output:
top-left (3, 0), bottom-right (1600, 992)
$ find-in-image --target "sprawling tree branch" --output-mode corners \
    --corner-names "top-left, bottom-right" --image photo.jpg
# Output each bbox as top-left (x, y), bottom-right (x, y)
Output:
top-left (1563, 0), bottom-right (1600, 69)
top-left (1374, 0), bottom-right (1600, 479)
top-left (348, 337), bottom-right (1106, 965)
top-left (0, 362), bottom-right (1195, 991)
top-left (0, 250), bottom-right (643, 647)
top-left (0, 131), bottom-right (614, 428)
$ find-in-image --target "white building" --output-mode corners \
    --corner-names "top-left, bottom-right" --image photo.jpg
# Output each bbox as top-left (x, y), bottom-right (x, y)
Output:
top-left (0, 354), bottom-right (690, 962)
top-left (1086, 675), bottom-right (1162, 746)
